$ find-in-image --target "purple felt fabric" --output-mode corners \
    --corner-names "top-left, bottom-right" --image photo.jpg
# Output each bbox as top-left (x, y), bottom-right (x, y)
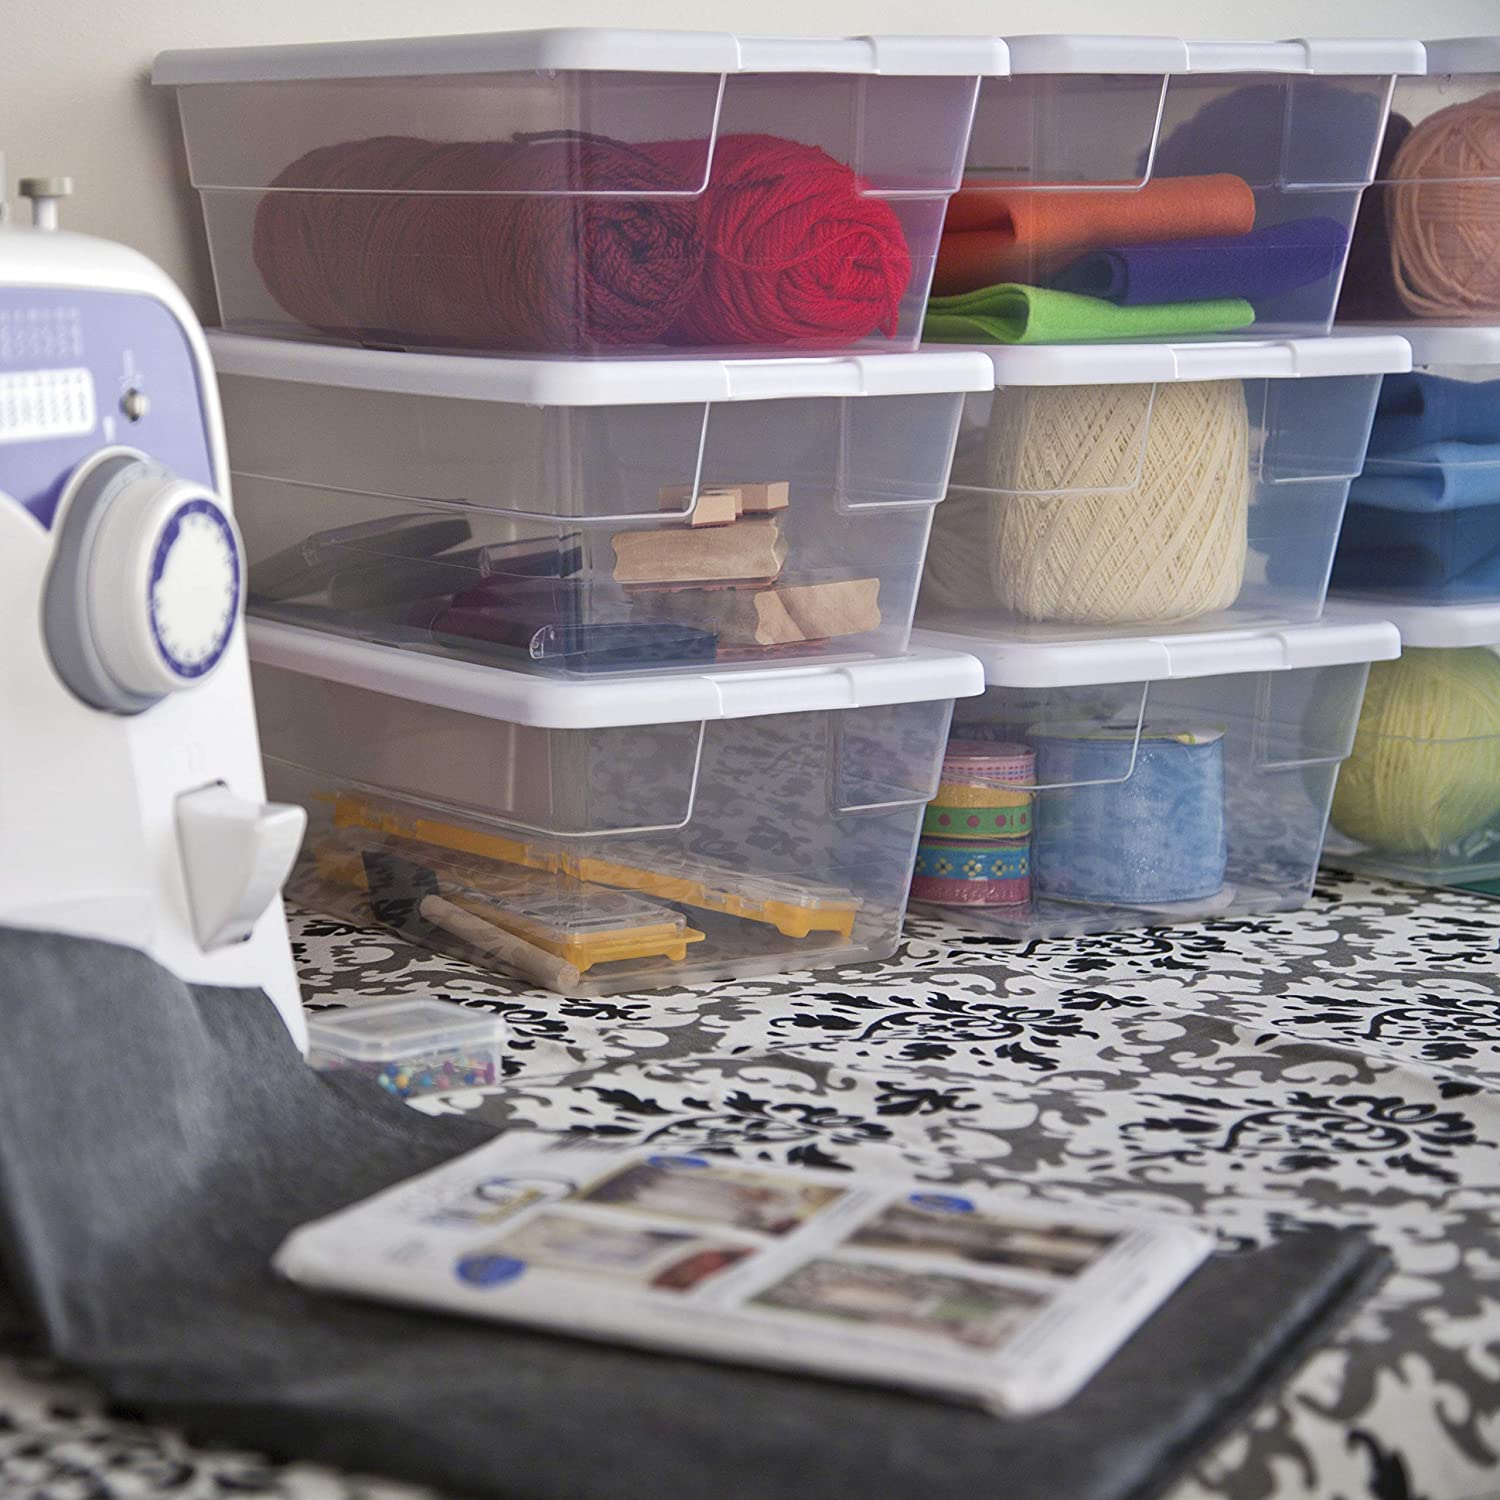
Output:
top-left (1050, 218), bottom-right (1348, 307)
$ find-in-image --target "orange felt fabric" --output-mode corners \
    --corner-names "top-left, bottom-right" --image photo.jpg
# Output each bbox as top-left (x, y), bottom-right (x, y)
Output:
top-left (934, 174), bottom-right (1256, 295)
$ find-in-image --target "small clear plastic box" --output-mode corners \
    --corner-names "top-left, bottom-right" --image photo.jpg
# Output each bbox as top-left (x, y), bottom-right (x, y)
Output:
top-left (305, 999), bottom-right (504, 1098)
top-left (152, 30), bottom-right (997, 356)
top-left (958, 36), bottom-right (1418, 340)
top-left (212, 335), bottom-right (992, 678)
top-left (1321, 601), bottom-right (1500, 889)
top-left (1330, 326), bottom-right (1500, 606)
top-left (1338, 38), bottom-right (1500, 326)
top-left (251, 620), bottom-right (984, 995)
top-left (920, 336), bottom-right (1409, 642)
top-left (911, 616), bottom-right (1400, 940)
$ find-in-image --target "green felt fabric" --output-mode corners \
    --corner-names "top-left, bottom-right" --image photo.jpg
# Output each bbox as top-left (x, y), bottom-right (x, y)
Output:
top-left (923, 283), bottom-right (1256, 345)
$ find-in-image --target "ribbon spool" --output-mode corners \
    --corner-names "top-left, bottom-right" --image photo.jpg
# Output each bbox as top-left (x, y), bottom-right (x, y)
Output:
top-left (911, 837), bottom-right (1030, 906)
top-left (1031, 721), bottom-right (1227, 906)
top-left (912, 740), bottom-right (1034, 907)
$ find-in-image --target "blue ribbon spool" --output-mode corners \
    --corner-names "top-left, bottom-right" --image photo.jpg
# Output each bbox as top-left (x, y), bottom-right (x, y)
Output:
top-left (1031, 721), bottom-right (1227, 906)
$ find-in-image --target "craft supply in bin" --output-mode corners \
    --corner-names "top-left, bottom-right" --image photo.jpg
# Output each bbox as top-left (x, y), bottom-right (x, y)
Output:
top-left (211, 335), bottom-right (990, 677)
top-left (910, 615), bottom-right (1399, 940)
top-left (946, 36), bottom-right (1415, 343)
top-left (152, 30), bottom-right (998, 356)
top-left (1322, 601), bottom-right (1500, 889)
top-left (912, 739), bottom-right (1033, 906)
top-left (1030, 723), bottom-right (1226, 906)
top-left (249, 618), bottom-right (983, 994)
top-left (1338, 38), bottom-right (1500, 324)
top-left (1331, 326), bottom-right (1500, 604)
top-left (920, 336), bottom-right (1409, 640)
top-left (305, 999), bottom-right (504, 1098)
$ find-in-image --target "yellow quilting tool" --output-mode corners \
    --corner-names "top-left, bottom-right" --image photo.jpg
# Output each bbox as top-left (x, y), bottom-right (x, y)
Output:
top-left (331, 794), bottom-right (861, 942)
top-left (310, 830), bottom-right (704, 974)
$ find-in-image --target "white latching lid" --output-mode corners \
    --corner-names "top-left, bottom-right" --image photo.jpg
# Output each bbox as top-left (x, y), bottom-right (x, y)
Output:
top-left (248, 619), bottom-right (985, 729)
top-left (944, 335), bottom-right (1412, 389)
top-left (1419, 36), bottom-right (1500, 76)
top-left (911, 618), bottom-right (1401, 689)
top-left (208, 333), bottom-right (995, 406)
top-left (1327, 599), bottom-right (1500, 651)
top-left (154, 30), bottom-right (1008, 85)
top-left (1001, 34), bottom-right (1423, 77)
top-left (1372, 325), bottom-right (1500, 373)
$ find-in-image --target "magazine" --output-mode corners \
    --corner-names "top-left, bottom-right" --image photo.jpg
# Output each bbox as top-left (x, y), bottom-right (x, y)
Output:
top-left (274, 1134), bottom-right (1213, 1414)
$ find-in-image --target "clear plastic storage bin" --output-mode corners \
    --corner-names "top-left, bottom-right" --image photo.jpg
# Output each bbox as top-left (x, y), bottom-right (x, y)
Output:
top-left (909, 617), bottom-right (1399, 939)
top-left (153, 30), bottom-right (999, 357)
top-left (932, 37), bottom-right (1416, 345)
top-left (249, 618), bottom-right (983, 994)
top-left (918, 336), bottom-right (1409, 641)
top-left (306, 999), bottom-right (505, 1098)
top-left (1338, 38), bottom-right (1500, 326)
top-left (1330, 326), bottom-right (1500, 604)
top-left (1321, 601), bottom-right (1500, 889)
top-left (213, 335), bottom-right (991, 676)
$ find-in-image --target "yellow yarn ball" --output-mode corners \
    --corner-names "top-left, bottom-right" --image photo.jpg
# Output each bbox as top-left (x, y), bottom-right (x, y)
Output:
top-left (1331, 647), bottom-right (1500, 853)
top-left (923, 379), bottom-right (1250, 627)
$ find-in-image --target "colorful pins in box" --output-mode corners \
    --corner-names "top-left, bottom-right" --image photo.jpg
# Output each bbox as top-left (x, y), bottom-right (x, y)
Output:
top-left (911, 739), bottom-right (1034, 906)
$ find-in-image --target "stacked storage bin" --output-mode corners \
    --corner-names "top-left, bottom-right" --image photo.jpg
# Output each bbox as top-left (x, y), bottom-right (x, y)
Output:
top-left (1324, 36), bottom-right (1500, 894)
top-left (908, 35), bottom-right (1417, 941)
top-left (1325, 324), bottom-right (1500, 891)
top-left (1337, 38), bottom-right (1500, 327)
top-left (930, 36), bottom-right (1423, 344)
top-left (153, 30), bottom-right (1000, 992)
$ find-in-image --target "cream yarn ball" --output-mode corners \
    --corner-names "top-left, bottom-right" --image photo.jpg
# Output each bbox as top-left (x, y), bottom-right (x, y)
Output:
top-left (923, 379), bottom-right (1251, 627)
top-left (1331, 647), bottom-right (1500, 853)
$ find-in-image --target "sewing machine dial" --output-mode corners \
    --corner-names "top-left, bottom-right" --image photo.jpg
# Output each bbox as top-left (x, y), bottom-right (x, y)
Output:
top-left (147, 498), bottom-right (240, 678)
top-left (44, 447), bottom-right (244, 713)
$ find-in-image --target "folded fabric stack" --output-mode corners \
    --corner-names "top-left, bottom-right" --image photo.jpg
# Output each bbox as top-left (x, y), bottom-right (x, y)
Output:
top-left (1331, 373), bottom-right (1500, 597)
top-left (924, 171), bottom-right (1347, 345)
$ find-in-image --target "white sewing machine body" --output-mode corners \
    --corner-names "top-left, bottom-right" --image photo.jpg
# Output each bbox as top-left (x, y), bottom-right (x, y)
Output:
top-left (0, 203), bottom-right (306, 1047)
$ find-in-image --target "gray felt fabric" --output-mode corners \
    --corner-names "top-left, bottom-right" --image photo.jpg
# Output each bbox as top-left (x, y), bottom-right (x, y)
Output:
top-left (0, 925), bottom-right (1385, 1500)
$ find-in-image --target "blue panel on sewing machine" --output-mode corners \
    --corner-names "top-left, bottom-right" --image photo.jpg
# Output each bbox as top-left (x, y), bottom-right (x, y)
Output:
top-left (0, 287), bottom-right (214, 527)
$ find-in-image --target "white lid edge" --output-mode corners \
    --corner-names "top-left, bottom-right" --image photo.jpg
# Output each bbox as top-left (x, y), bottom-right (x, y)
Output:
top-left (1327, 597), bottom-right (1500, 650)
top-left (943, 336), bottom-right (1411, 388)
top-left (911, 619), bottom-right (1401, 689)
top-left (1419, 36), bottom-right (1500, 75)
top-left (1354, 324), bottom-right (1500, 371)
top-left (153, 30), bottom-right (1008, 84)
top-left (209, 333), bottom-right (995, 404)
top-left (248, 619), bottom-right (984, 728)
top-left (1002, 34), bottom-right (1420, 75)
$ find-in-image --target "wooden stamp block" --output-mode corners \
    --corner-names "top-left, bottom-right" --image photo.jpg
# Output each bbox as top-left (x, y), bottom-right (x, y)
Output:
top-left (612, 516), bottom-right (787, 586)
top-left (657, 484), bottom-right (744, 527)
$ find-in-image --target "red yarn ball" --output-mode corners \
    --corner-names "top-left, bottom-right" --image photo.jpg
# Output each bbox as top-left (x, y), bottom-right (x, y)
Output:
top-left (650, 132), bottom-right (913, 348)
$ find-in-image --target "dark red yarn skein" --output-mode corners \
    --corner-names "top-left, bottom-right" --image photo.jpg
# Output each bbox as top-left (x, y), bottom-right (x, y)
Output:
top-left (252, 132), bottom-right (705, 351)
top-left (651, 133), bottom-right (912, 347)
top-left (252, 130), bottom-right (912, 351)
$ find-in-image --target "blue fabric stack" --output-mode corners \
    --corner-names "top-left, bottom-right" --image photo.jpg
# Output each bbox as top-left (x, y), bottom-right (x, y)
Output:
top-left (1332, 373), bottom-right (1500, 598)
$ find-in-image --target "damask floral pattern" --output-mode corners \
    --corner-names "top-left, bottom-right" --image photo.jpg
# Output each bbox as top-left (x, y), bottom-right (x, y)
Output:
top-left (0, 869), bottom-right (1497, 1499)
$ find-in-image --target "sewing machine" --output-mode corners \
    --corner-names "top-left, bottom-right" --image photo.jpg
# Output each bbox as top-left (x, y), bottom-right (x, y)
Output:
top-left (0, 168), bottom-right (307, 1047)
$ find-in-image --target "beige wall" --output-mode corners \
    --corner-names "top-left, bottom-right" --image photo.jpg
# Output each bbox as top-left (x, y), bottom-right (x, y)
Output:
top-left (3, 0), bottom-right (1495, 319)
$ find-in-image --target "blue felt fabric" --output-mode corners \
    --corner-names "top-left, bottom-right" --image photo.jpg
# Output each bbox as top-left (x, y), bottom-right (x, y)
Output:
top-left (1331, 374), bottom-right (1500, 597)
top-left (1365, 374), bottom-right (1500, 454)
top-left (1032, 729), bottom-right (1227, 906)
top-left (1049, 219), bottom-right (1347, 308)
top-left (1347, 444), bottom-right (1500, 511)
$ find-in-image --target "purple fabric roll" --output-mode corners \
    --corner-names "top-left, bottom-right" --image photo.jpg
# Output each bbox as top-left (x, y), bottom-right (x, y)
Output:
top-left (1050, 217), bottom-right (1348, 307)
top-left (1336, 114), bottom-right (1413, 322)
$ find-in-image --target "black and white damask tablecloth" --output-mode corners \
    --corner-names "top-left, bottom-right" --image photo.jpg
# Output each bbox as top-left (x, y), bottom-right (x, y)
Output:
top-left (2, 870), bottom-right (1497, 1500)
